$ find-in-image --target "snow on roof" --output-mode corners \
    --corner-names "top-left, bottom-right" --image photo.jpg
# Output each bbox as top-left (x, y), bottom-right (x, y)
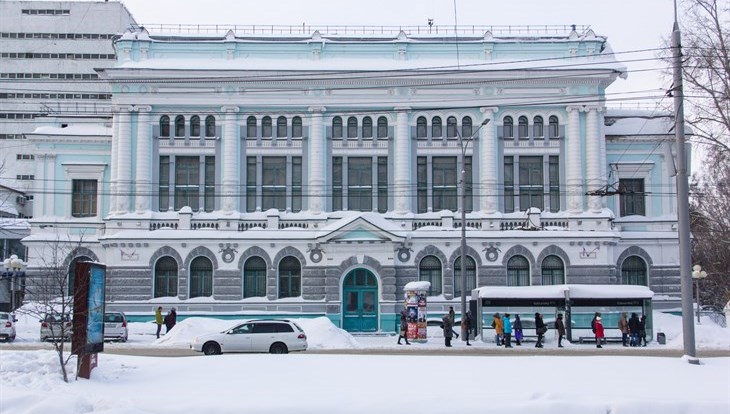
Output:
top-left (604, 110), bottom-right (691, 136)
top-left (473, 284), bottom-right (653, 299)
top-left (404, 281), bottom-right (431, 291)
top-left (29, 124), bottom-right (112, 136)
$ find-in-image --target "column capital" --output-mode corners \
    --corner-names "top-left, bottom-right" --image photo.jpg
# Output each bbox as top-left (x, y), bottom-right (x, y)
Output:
top-left (567, 105), bottom-right (584, 113)
top-left (584, 105), bottom-right (604, 113)
top-left (308, 106), bottom-right (326, 113)
top-left (134, 105), bottom-right (153, 113)
top-left (480, 106), bottom-right (499, 114)
top-left (221, 106), bottom-right (240, 113)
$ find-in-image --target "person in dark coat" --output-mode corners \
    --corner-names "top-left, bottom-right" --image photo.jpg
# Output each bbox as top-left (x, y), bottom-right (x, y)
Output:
top-left (618, 312), bottom-right (629, 347)
top-left (534, 312), bottom-right (545, 348)
top-left (448, 306), bottom-right (459, 339)
top-left (442, 313), bottom-right (453, 347)
top-left (594, 316), bottom-right (605, 348)
top-left (638, 314), bottom-right (648, 346)
top-left (628, 312), bottom-right (640, 346)
top-left (461, 310), bottom-right (472, 346)
top-left (513, 314), bottom-right (523, 346)
top-left (397, 308), bottom-right (410, 345)
top-left (555, 313), bottom-right (566, 348)
top-left (164, 308), bottom-right (177, 333)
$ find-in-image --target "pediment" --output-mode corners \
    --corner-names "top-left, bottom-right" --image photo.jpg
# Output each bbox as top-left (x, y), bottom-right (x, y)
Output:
top-left (318, 215), bottom-right (404, 244)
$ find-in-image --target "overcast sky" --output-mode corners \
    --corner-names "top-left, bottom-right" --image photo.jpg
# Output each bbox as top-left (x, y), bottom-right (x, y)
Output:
top-left (120, 0), bottom-right (678, 108)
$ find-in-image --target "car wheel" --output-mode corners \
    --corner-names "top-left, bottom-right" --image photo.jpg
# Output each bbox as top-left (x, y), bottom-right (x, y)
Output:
top-left (269, 343), bottom-right (288, 354)
top-left (203, 342), bottom-right (221, 355)
top-left (9, 335), bottom-right (15, 342)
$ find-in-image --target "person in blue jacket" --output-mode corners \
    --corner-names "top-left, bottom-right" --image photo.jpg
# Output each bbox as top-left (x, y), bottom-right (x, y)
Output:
top-left (502, 313), bottom-right (513, 348)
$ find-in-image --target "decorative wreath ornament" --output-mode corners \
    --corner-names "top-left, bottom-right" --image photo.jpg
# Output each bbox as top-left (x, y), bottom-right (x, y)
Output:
top-left (484, 245), bottom-right (501, 262)
top-left (397, 247), bottom-right (412, 263)
top-left (309, 248), bottom-right (323, 263)
top-left (218, 243), bottom-right (238, 263)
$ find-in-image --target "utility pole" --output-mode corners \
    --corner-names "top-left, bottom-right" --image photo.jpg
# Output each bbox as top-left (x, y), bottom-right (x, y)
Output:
top-left (671, 2), bottom-right (698, 364)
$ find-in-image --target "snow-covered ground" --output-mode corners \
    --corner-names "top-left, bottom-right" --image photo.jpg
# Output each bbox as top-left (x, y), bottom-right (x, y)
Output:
top-left (1, 310), bottom-right (728, 413)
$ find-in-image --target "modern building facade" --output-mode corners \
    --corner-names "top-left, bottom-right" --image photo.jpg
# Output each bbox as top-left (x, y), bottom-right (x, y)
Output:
top-left (22, 25), bottom-right (685, 332)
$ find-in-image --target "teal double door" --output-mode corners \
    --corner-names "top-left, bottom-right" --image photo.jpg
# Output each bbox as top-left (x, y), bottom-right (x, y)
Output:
top-left (342, 269), bottom-right (378, 332)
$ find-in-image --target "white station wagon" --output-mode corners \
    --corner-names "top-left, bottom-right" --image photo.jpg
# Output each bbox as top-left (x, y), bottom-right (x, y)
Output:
top-left (191, 319), bottom-right (307, 355)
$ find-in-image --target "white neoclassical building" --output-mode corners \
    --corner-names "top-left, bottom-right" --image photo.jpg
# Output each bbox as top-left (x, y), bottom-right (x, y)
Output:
top-left (23, 25), bottom-right (685, 332)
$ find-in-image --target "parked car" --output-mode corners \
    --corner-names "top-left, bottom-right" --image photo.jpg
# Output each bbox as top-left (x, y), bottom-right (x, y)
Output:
top-left (103, 312), bottom-right (128, 342)
top-left (191, 319), bottom-right (307, 355)
top-left (0, 312), bottom-right (17, 342)
top-left (40, 314), bottom-right (73, 342)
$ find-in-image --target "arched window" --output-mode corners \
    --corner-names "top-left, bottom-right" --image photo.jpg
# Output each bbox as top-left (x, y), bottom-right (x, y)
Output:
top-left (262, 116), bottom-right (272, 137)
top-left (154, 256), bottom-right (178, 298)
top-left (447, 116), bottom-right (457, 138)
top-left (621, 256), bottom-right (647, 285)
top-left (67, 256), bottom-right (92, 297)
top-left (247, 116), bottom-right (257, 138)
top-left (454, 255), bottom-right (476, 297)
top-left (549, 116), bottom-right (559, 138)
top-left (243, 256), bottom-right (267, 298)
top-left (205, 115), bottom-right (216, 137)
top-left (503, 116), bottom-right (514, 138)
top-left (278, 256), bottom-right (301, 298)
top-left (175, 115), bottom-right (185, 137)
top-left (533, 116), bottom-right (544, 138)
top-left (462, 116), bottom-right (473, 138)
top-left (332, 116), bottom-right (343, 138)
top-left (190, 116), bottom-right (200, 137)
top-left (189, 256), bottom-right (213, 298)
top-left (518, 116), bottom-right (529, 138)
top-left (507, 255), bottom-right (530, 286)
top-left (541, 255), bottom-right (564, 285)
top-left (417, 116), bottom-right (427, 138)
top-left (377, 116), bottom-right (388, 138)
top-left (432, 116), bottom-right (442, 138)
top-left (277, 116), bottom-right (287, 138)
top-left (292, 116), bottom-right (302, 137)
top-left (419, 256), bottom-right (442, 296)
top-left (362, 116), bottom-right (373, 138)
top-left (159, 116), bottom-right (170, 137)
top-left (347, 117), bottom-right (358, 138)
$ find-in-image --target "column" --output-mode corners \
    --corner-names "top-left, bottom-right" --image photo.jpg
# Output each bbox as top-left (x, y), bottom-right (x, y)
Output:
top-left (221, 107), bottom-right (239, 213)
top-left (479, 107), bottom-right (498, 213)
top-left (394, 107), bottom-right (411, 214)
top-left (308, 107), bottom-right (326, 214)
top-left (598, 108), bottom-right (608, 208)
top-left (116, 107), bottom-right (132, 214)
top-left (134, 106), bottom-right (152, 213)
top-left (566, 106), bottom-right (583, 213)
top-left (585, 106), bottom-right (602, 212)
top-left (109, 106), bottom-right (120, 214)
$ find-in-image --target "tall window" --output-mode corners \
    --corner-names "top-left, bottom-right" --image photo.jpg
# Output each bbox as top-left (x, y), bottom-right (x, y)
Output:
top-left (377, 157), bottom-right (388, 213)
top-left (159, 115), bottom-right (170, 137)
top-left (204, 156), bottom-right (215, 212)
top-left (461, 116), bottom-right (472, 138)
top-left (507, 255), bottom-right (530, 286)
top-left (432, 157), bottom-right (457, 211)
top-left (504, 156), bottom-right (514, 213)
top-left (549, 156), bottom-right (560, 212)
top-left (447, 116), bottom-right (457, 138)
top-left (417, 157), bottom-right (427, 213)
top-left (292, 157), bottom-right (302, 213)
top-left (262, 116), bottom-right (272, 137)
top-left (619, 178), bottom-right (645, 216)
top-left (464, 156), bottom-right (473, 213)
top-left (417, 116), bottom-right (427, 138)
top-left (332, 157), bottom-right (343, 211)
top-left (519, 156), bottom-right (544, 211)
top-left (533, 116), bottom-right (544, 138)
top-left (549, 116), bottom-right (559, 138)
top-left (348, 157), bottom-right (373, 212)
top-left (159, 156), bottom-right (170, 211)
top-left (243, 256), bottom-right (267, 298)
top-left (174, 115), bottom-right (185, 137)
top-left (377, 116), bottom-right (388, 138)
top-left (205, 116), bottom-right (216, 137)
top-left (454, 255), bottom-right (476, 297)
top-left (189, 256), bottom-right (213, 298)
top-left (362, 117), bottom-right (373, 138)
top-left (503, 116), bottom-right (514, 138)
top-left (518, 116), bottom-right (529, 138)
top-left (190, 115), bottom-right (200, 137)
top-left (278, 256), bottom-right (301, 298)
top-left (419, 256), bottom-right (442, 296)
top-left (71, 179), bottom-right (97, 217)
top-left (262, 157), bottom-right (286, 210)
top-left (277, 116), bottom-right (287, 137)
top-left (621, 256), bottom-right (647, 285)
top-left (246, 156), bottom-right (257, 212)
top-left (247, 116), bottom-right (257, 138)
top-left (432, 116), bottom-right (442, 138)
top-left (347, 117), bottom-right (358, 138)
top-left (292, 116), bottom-right (302, 137)
top-left (154, 256), bottom-right (178, 298)
top-left (541, 255), bottom-right (564, 285)
top-left (175, 156), bottom-right (199, 211)
top-left (332, 116), bottom-right (343, 138)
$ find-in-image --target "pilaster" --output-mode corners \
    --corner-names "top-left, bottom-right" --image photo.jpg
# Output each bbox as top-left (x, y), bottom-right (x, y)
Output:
top-left (221, 106), bottom-right (239, 213)
top-left (116, 107), bottom-right (133, 214)
top-left (566, 105), bottom-right (583, 213)
top-left (308, 106), bottom-right (326, 214)
top-left (134, 106), bottom-right (152, 213)
top-left (394, 107), bottom-right (411, 214)
top-left (479, 107), bottom-right (499, 213)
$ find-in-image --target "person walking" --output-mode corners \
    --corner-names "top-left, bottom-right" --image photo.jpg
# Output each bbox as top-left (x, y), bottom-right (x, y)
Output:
top-left (491, 313), bottom-right (504, 346)
top-left (461, 310), bottom-right (472, 346)
top-left (638, 314), bottom-right (648, 347)
top-left (513, 314), bottom-right (524, 346)
top-left (442, 313), bottom-right (453, 347)
top-left (534, 312), bottom-right (545, 348)
top-left (448, 306), bottom-right (459, 339)
top-left (628, 312), bottom-right (640, 346)
top-left (618, 312), bottom-right (629, 347)
top-left (397, 308), bottom-right (411, 345)
top-left (594, 316), bottom-right (605, 348)
top-left (164, 307), bottom-right (177, 333)
top-left (154, 306), bottom-right (163, 339)
top-left (555, 313), bottom-right (566, 348)
top-left (502, 313), bottom-right (513, 348)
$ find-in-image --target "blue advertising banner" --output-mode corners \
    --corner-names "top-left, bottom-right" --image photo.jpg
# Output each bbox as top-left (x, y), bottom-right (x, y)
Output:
top-left (85, 264), bottom-right (105, 349)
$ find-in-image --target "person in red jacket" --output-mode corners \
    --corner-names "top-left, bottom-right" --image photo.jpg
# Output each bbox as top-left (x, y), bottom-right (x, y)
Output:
top-left (594, 316), bottom-right (605, 348)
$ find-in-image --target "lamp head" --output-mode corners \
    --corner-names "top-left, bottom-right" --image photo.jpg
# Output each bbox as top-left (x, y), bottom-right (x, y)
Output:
top-left (481, 119), bottom-right (490, 126)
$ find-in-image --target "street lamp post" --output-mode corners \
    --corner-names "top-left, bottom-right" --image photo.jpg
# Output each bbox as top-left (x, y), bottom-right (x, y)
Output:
top-left (3, 254), bottom-right (26, 313)
top-left (692, 265), bottom-right (707, 324)
top-left (457, 118), bottom-right (490, 340)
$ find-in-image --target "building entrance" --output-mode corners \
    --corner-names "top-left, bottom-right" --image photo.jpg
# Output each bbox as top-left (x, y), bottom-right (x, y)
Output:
top-left (342, 269), bottom-right (378, 332)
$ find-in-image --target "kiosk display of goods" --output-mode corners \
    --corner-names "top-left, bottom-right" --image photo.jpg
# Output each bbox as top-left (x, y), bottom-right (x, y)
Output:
top-left (403, 281), bottom-right (430, 343)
